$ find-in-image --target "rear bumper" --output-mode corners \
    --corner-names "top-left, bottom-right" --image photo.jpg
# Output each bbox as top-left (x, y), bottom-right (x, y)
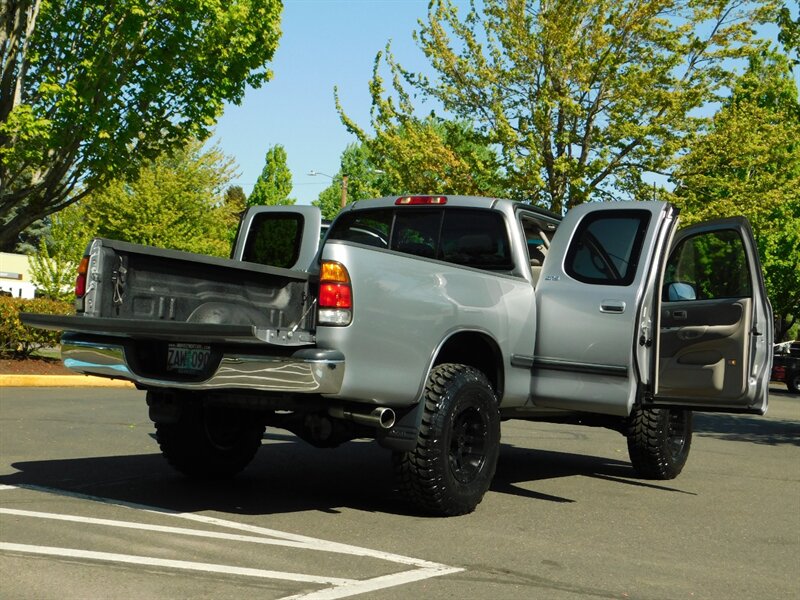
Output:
top-left (61, 337), bottom-right (345, 393)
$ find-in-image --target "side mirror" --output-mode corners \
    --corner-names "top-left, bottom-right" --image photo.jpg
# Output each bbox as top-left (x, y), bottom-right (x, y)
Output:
top-left (665, 282), bottom-right (696, 301)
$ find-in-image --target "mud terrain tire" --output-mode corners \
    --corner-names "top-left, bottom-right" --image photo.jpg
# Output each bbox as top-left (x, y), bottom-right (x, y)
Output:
top-left (627, 407), bottom-right (692, 480)
top-left (393, 363), bottom-right (500, 516)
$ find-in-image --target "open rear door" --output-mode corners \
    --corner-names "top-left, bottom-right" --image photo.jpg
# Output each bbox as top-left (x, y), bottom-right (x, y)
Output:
top-left (651, 217), bottom-right (772, 414)
top-left (232, 205), bottom-right (322, 271)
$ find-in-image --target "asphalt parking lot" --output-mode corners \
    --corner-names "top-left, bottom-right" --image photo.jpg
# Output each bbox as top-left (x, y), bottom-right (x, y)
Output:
top-left (1, 385), bottom-right (798, 599)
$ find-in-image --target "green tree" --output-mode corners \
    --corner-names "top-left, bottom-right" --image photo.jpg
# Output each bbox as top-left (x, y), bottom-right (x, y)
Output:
top-left (224, 184), bottom-right (247, 245)
top-left (778, 1), bottom-right (799, 64)
top-left (247, 144), bottom-right (296, 207)
top-left (337, 51), bottom-right (506, 202)
top-left (77, 139), bottom-right (240, 257)
top-left (672, 52), bottom-right (800, 341)
top-left (28, 207), bottom-right (90, 301)
top-left (29, 138), bottom-right (239, 296)
top-left (340, 0), bottom-right (777, 213)
top-left (225, 185), bottom-right (247, 211)
top-left (1, 0), bottom-right (283, 251)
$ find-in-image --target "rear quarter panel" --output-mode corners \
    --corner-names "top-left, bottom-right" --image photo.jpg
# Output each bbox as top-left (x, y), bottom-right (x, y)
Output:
top-left (317, 241), bottom-right (536, 407)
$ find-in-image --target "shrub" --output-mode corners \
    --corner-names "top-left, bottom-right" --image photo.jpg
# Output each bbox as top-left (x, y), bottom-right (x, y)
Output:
top-left (0, 297), bottom-right (74, 358)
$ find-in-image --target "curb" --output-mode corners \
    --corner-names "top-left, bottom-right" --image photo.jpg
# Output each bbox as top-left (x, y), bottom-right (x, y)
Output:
top-left (0, 375), bottom-right (135, 388)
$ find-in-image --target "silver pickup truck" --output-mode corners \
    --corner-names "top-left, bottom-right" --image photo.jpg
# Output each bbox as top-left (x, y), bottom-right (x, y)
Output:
top-left (23, 196), bottom-right (773, 516)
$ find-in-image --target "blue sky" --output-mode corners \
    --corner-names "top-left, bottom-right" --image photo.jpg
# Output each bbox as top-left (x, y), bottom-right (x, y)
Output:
top-left (212, 1), bottom-right (794, 206)
top-left (212, 0), bottom-right (437, 205)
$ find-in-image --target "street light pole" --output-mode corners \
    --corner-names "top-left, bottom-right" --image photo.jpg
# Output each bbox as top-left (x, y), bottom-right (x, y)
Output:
top-left (309, 170), bottom-right (349, 209)
top-left (309, 169), bottom-right (382, 210)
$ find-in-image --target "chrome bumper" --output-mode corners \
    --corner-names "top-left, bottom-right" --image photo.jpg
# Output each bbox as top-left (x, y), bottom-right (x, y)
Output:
top-left (61, 338), bottom-right (345, 393)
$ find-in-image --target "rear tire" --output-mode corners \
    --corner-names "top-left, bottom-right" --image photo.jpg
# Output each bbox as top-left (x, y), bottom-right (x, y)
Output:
top-left (155, 404), bottom-right (265, 479)
top-left (627, 407), bottom-right (692, 480)
top-left (393, 364), bottom-right (500, 516)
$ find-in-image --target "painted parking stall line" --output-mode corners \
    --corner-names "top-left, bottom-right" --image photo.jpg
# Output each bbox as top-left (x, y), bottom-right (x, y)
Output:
top-left (0, 542), bottom-right (353, 585)
top-left (0, 484), bottom-right (463, 599)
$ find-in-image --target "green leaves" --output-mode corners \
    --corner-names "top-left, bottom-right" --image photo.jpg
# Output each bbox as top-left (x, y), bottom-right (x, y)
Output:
top-left (673, 51), bottom-right (800, 340)
top-left (337, 47), bottom-right (506, 203)
top-left (313, 143), bottom-right (387, 220)
top-left (1, 0), bottom-right (283, 250)
top-left (248, 145), bottom-right (296, 207)
top-left (34, 138), bottom-right (242, 265)
top-left (341, 0), bottom-right (779, 213)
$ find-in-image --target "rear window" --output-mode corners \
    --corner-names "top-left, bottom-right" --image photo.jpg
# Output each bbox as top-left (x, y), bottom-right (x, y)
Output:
top-left (327, 208), bottom-right (513, 271)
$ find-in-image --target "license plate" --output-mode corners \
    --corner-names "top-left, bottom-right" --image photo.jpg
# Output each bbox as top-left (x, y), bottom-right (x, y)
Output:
top-left (167, 343), bottom-right (211, 374)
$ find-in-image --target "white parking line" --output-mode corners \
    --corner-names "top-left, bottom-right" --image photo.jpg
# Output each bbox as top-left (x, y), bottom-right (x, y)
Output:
top-left (0, 542), bottom-right (354, 585)
top-left (0, 507), bottom-right (347, 551)
top-left (280, 568), bottom-right (462, 600)
top-left (0, 484), bottom-right (463, 599)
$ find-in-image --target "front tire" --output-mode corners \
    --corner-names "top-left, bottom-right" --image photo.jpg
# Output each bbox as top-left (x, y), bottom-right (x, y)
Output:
top-left (393, 364), bottom-right (500, 516)
top-left (155, 403), bottom-right (265, 479)
top-left (627, 407), bottom-right (692, 480)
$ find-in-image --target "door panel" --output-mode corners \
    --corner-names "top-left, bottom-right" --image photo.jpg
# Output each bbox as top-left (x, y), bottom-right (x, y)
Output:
top-left (659, 298), bottom-right (750, 399)
top-left (651, 218), bottom-right (772, 413)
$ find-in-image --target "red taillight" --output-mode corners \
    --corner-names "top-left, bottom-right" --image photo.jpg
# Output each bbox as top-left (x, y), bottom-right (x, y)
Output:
top-left (319, 283), bottom-right (352, 308)
top-left (395, 195), bottom-right (447, 205)
top-left (318, 261), bottom-right (352, 325)
top-left (75, 256), bottom-right (89, 298)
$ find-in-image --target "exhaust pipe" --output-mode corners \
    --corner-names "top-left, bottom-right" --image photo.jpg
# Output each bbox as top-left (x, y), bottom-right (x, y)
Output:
top-left (328, 406), bottom-right (396, 429)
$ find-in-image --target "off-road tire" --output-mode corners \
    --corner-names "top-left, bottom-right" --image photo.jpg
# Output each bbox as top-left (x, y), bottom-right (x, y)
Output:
top-left (392, 363), bottom-right (500, 516)
top-left (627, 407), bottom-right (692, 480)
top-left (155, 404), bottom-right (265, 479)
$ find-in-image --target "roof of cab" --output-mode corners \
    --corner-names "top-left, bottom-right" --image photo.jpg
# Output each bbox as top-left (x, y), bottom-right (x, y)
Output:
top-left (345, 195), bottom-right (562, 221)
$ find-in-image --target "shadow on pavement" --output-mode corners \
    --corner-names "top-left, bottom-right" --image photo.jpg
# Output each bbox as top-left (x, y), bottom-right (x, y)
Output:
top-left (492, 445), bottom-right (695, 503)
top-left (0, 426), bottom-right (698, 518)
top-left (693, 412), bottom-right (800, 447)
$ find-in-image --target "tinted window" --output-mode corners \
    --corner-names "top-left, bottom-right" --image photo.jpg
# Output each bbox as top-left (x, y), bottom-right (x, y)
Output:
top-left (391, 211), bottom-right (440, 258)
top-left (327, 210), bottom-right (391, 248)
top-left (440, 210), bottom-right (513, 269)
top-left (565, 210), bottom-right (650, 286)
top-left (664, 229), bottom-right (751, 301)
top-left (328, 207), bottom-right (513, 271)
top-left (242, 213), bottom-right (303, 269)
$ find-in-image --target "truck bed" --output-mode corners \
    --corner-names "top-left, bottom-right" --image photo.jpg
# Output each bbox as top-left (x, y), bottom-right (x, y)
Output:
top-left (74, 238), bottom-right (315, 332)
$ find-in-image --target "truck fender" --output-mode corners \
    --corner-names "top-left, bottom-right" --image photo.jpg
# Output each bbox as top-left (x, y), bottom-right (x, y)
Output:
top-left (377, 328), bottom-right (504, 452)
top-left (427, 327), bottom-right (504, 397)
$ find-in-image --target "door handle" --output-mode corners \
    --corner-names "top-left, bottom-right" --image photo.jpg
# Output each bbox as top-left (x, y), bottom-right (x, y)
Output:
top-left (677, 326), bottom-right (707, 340)
top-left (600, 300), bottom-right (626, 314)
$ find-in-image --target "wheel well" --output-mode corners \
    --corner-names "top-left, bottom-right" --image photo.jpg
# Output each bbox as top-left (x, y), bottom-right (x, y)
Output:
top-left (433, 331), bottom-right (504, 397)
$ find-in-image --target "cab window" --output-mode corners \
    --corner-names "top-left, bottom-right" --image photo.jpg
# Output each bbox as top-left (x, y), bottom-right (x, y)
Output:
top-left (565, 210), bottom-right (650, 286)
